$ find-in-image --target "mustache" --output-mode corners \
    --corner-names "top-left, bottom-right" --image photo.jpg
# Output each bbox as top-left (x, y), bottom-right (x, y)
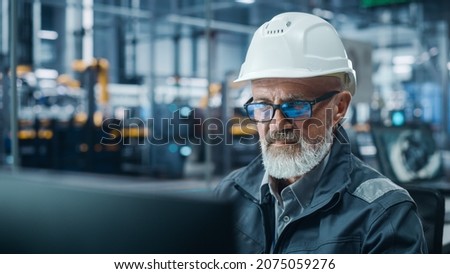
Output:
top-left (265, 129), bottom-right (301, 144)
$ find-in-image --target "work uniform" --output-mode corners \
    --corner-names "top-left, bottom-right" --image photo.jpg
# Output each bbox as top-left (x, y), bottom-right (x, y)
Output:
top-left (215, 126), bottom-right (428, 253)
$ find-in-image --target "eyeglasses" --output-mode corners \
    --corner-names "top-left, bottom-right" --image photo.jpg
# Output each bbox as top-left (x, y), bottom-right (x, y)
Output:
top-left (243, 91), bottom-right (339, 122)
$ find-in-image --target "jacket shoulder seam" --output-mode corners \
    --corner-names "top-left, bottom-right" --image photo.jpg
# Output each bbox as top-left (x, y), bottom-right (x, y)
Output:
top-left (351, 178), bottom-right (403, 203)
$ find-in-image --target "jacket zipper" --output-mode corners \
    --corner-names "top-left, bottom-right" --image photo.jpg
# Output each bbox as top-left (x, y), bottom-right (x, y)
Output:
top-left (234, 184), bottom-right (274, 253)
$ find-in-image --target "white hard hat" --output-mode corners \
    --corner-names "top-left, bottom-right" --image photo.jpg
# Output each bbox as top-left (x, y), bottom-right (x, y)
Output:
top-left (235, 12), bottom-right (357, 95)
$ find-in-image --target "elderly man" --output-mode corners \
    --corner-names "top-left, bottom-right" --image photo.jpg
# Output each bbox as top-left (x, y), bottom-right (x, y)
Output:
top-left (215, 12), bottom-right (427, 253)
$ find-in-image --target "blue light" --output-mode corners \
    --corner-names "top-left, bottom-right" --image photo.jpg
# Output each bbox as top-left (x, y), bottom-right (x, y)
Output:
top-left (179, 146), bottom-right (192, 157)
top-left (392, 111), bottom-right (405, 126)
top-left (180, 106), bottom-right (192, 117)
top-left (168, 144), bottom-right (178, 153)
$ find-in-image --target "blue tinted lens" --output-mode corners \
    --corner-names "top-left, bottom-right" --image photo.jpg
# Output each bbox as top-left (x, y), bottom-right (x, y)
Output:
top-left (281, 101), bottom-right (311, 119)
top-left (247, 104), bottom-right (273, 121)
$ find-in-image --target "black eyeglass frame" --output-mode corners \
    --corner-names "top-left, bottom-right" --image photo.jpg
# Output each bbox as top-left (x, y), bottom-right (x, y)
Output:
top-left (243, 91), bottom-right (340, 122)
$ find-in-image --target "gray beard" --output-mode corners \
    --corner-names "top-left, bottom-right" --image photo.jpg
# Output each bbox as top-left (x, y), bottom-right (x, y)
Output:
top-left (260, 130), bottom-right (333, 179)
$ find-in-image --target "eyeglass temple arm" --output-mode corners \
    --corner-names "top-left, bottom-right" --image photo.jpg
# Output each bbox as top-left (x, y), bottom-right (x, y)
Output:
top-left (311, 91), bottom-right (340, 104)
top-left (244, 97), bottom-right (254, 106)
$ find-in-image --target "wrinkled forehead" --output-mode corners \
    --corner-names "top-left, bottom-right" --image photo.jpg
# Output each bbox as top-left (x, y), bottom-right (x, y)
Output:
top-left (251, 76), bottom-right (343, 98)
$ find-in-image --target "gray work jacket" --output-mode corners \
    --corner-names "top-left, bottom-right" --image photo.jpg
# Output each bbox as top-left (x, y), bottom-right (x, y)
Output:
top-left (215, 127), bottom-right (427, 253)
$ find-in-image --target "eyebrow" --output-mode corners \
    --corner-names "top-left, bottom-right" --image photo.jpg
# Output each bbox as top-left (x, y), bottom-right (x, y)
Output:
top-left (252, 93), bottom-right (309, 103)
top-left (251, 96), bottom-right (271, 103)
top-left (285, 93), bottom-right (307, 101)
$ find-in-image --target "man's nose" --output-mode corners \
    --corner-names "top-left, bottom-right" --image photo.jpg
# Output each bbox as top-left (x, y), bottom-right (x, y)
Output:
top-left (270, 108), bottom-right (294, 131)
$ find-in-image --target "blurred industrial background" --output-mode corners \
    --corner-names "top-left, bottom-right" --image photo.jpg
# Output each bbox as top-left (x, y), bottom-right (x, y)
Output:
top-left (1, 0), bottom-right (450, 252)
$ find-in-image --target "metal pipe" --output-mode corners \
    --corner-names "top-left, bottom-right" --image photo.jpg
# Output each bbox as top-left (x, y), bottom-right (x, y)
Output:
top-left (2, 0), bottom-right (8, 54)
top-left (166, 14), bottom-right (256, 34)
top-left (33, 0), bottom-right (41, 68)
top-left (0, 0), bottom-right (9, 165)
top-left (9, 0), bottom-right (19, 171)
top-left (22, 0), bottom-right (151, 19)
top-left (82, 0), bottom-right (94, 63)
top-left (143, 0), bottom-right (156, 174)
top-left (438, 21), bottom-right (449, 147)
top-left (204, 0), bottom-right (213, 185)
top-left (24, 0), bottom-right (256, 34)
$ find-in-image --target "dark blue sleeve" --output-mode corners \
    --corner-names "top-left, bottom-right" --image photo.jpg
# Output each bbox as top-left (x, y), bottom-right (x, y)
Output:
top-left (362, 201), bottom-right (428, 253)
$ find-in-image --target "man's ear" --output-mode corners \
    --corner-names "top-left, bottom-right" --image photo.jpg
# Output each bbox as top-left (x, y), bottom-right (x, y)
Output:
top-left (333, 91), bottom-right (352, 126)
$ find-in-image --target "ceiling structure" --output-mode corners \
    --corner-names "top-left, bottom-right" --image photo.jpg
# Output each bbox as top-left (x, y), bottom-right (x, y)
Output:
top-left (26, 0), bottom-right (450, 87)
top-left (34, 0), bottom-right (449, 50)
top-left (143, 0), bottom-right (450, 48)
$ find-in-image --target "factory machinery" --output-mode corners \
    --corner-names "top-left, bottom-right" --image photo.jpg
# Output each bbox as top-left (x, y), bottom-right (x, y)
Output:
top-left (0, 61), bottom-right (259, 178)
top-left (6, 60), bottom-right (123, 174)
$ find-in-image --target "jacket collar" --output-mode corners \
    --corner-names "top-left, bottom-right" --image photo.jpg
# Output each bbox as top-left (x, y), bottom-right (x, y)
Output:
top-left (234, 154), bottom-right (266, 202)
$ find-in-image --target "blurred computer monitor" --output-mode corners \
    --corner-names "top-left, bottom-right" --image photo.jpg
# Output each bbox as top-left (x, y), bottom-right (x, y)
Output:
top-left (0, 173), bottom-right (235, 254)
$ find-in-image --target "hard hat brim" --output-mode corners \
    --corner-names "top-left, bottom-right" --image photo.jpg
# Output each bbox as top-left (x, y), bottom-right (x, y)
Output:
top-left (234, 68), bottom-right (356, 95)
